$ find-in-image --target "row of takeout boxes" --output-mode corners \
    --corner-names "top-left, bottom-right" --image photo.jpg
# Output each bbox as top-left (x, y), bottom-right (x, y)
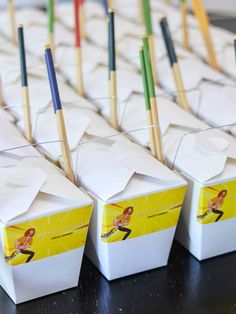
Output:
top-left (1, 1), bottom-right (236, 305)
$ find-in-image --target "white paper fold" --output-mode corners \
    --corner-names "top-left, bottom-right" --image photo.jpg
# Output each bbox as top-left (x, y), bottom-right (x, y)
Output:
top-left (19, 158), bottom-right (85, 200)
top-left (77, 140), bottom-right (182, 201)
top-left (84, 66), bottom-right (143, 106)
top-left (0, 8), bottom-right (47, 39)
top-left (0, 153), bottom-right (91, 223)
top-left (33, 107), bottom-right (90, 159)
top-left (118, 95), bottom-right (235, 183)
top-left (0, 166), bottom-right (47, 223)
top-left (85, 16), bottom-right (143, 48)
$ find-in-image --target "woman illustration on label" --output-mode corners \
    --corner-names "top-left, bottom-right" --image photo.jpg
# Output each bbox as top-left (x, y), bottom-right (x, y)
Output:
top-left (101, 207), bottom-right (134, 240)
top-left (14, 228), bottom-right (36, 263)
top-left (197, 190), bottom-right (227, 222)
top-left (114, 207), bottom-right (133, 240)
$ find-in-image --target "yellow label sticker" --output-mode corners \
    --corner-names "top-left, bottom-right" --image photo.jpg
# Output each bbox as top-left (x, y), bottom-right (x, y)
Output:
top-left (197, 181), bottom-right (236, 224)
top-left (101, 187), bottom-right (186, 243)
top-left (4, 205), bottom-right (92, 266)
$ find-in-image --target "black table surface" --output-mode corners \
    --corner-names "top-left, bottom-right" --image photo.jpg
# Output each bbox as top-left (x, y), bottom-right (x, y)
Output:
top-left (1, 16), bottom-right (236, 314)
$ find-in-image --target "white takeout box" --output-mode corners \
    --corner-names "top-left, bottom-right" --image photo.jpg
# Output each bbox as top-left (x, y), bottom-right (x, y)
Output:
top-left (118, 95), bottom-right (236, 260)
top-left (0, 116), bottom-right (93, 304)
top-left (75, 138), bottom-right (187, 280)
top-left (30, 99), bottom-right (187, 280)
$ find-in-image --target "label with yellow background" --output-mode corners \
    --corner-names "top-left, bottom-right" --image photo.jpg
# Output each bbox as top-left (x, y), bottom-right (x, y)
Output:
top-left (197, 181), bottom-right (236, 224)
top-left (101, 186), bottom-right (186, 243)
top-left (4, 205), bottom-right (92, 266)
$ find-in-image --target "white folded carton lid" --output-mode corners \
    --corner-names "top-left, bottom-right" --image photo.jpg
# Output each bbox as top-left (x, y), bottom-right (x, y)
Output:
top-left (0, 116), bottom-right (92, 225)
top-left (119, 95), bottom-right (236, 185)
top-left (76, 139), bottom-right (186, 203)
top-left (0, 157), bottom-right (92, 226)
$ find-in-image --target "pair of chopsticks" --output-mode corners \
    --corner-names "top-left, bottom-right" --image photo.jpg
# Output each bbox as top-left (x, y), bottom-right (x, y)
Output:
top-left (16, 23), bottom-right (75, 182)
top-left (48, 0), bottom-right (84, 96)
top-left (139, 38), bottom-right (163, 162)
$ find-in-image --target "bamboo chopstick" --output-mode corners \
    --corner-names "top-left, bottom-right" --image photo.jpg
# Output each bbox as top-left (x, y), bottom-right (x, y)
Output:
top-left (191, 0), bottom-right (219, 70)
top-left (45, 44), bottom-right (75, 183)
top-left (108, 9), bottom-right (119, 130)
top-left (18, 24), bottom-right (32, 143)
top-left (8, 0), bottom-right (16, 44)
top-left (48, 0), bottom-right (55, 54)
top-left (74, 0), bottom-right (84, 96)
top-left (142, 36), bottom-right (164, 163)
top-left (160, 16), bottom-right (190, 112)
top-left (180, 0), bottom-right (189, 50)
top-left (139, 46), bottom-right (156, 157)
top-left (141, 0), bottom-right (158, 85)
top-left (79, 0), bottom-right (85, 39)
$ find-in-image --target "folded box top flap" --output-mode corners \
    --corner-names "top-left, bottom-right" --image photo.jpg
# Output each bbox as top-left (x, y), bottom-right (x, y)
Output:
top-left (117, 69), bottom-right (143, 98)
top-left (211, 26), bottom-right (234, 47)
top-left (83, 110), bottom-right (119, 138)
top-left (16, 8), bottom-right (47, 26)
top-left (109, 141), bottom-right (181, 184)
top-left (223, 85), bottom-right (236, 100)
top-left (19, 158), bottom-right (86, 201)
top-left (0, 152), bottom-right (24, 167)
top-left (181, 59), bottom-right (225, 86)
top-left (4, 79), bottom-right (52, 116)
top-left (86, 67), bottom-right (143, 102)
top-left (119, 96), bottom-right (206, 148)
top-left (0, 157), bottom-right (86, 223)
top-left (117, 36), bottom-right (197, 67)
top-left (62, 92), bottom-right (97, 112)
top-left (3, 87), bottom-right (49, 125)
top-left (34, 107), bottom-right (91, 158)
top-left (1, 57), bottom-right (47, 85)
top-left (86, 16), bottom-right (143, 46)
top-left (24, 24), bottom-right (74, 54)
top-left (17, 26), bottom-right (42, 59)
top-left (0, 8), bottom-right (47, 41)
top-left (34, 106), bottom-right (113, 160)
top-left (0, 109), bottom-right (15, 124)
top-left (0, 165), bottom-right (47, 223)
top-left (85, 19), bottom-right (106, 47)
top-left (115, 15), bottom-right (143, 39)
top-left (55, 23), bottom-right (75, 46)
top-left (171, 129), bottom-right (236, 183)
top-left (0, 123), bottom-right (40, 158)
top-left (56, 3), bottom-right (74, 29)
top-left (57, 43), bottom-right (107, 74)
top-left (78, 140), bottom-right (181, 201)
top-left (31, 80), bottom-right (93, 114)
top-left (0, 36), bottom-right (16, 55)
top-left (189, 25), bottom-right (234, 48)
top-left (159, 58), bottom-right (225, 91)
top-left (158, 98), bottom-right (206, 134)
top-left (28, 79), bottom-right (95, 111)
top-left (195, 130), bottom-right (236, 160)
top-left (175, 46), bottom-right (200, 62)
top-left (197, 82), bottom-right (236, 126)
